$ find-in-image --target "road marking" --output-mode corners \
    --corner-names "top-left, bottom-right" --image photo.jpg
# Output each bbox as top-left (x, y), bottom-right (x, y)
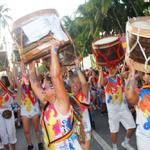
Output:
top-left (92, 130), bottom-right (112, 150)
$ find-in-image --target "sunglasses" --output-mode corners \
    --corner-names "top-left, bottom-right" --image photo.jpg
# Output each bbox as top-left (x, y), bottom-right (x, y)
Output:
top-left (142, 72), bottom-right (150, 76)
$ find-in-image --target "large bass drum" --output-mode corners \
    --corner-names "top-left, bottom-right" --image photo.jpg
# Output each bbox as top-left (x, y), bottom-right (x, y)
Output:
top-left (92, 36), bottom-right (125, 66)
top-left (126, 16), bottom-right (150, 73)
top-left (12, 9), bottom-right (79, 65)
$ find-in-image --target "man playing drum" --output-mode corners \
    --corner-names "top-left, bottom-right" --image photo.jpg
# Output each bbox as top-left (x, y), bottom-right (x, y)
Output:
top-left (92, 35), bottom-right (136, 150)
top-left (97, 65), bottom-right (136, 150)
top-left (125, 16), bottom-right (150, 150)
top-left (125, 58), bottom-right (150, 150)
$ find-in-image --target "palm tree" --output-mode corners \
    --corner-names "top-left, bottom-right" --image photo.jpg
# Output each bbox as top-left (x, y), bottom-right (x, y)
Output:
top-left (0, 4), bottom-right (12, 51)
top-left (63, 0), bottom-right (149, 55)
top-left (63, 0), bottom-right (112, 55)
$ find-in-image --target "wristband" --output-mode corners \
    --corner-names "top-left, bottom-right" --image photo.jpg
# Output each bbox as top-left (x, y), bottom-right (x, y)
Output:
top-left (51, 47), bottom-right (59, 54)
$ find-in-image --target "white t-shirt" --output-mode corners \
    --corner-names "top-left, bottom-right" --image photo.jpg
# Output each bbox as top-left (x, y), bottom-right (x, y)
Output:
top-left (0, 92), bottom-right (13, 111)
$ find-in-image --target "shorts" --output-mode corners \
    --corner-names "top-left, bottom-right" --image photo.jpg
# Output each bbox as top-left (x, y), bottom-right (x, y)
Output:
top-left (108, 109), bottom-right (136, 133)
top-left (0, 109), bottom-right (17, 145)
top-left (137, 136), bottom-right (150, 150)
top-left (0, 142), bottom-right (3, 149)
top-left (85, 131), bottom-right (91, 141)
top-left (11, 103), bottom-right (20, 112)
top-left (82, 110), bottom-right (91, 141)
top-left (21, 103), bottom-right (40, 118)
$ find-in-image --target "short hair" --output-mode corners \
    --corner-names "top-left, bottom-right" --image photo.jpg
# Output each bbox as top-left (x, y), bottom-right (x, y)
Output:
top-left (69, 71), bottom-right (79, 81)
top-left (1, 76), bottom-right (10, 87)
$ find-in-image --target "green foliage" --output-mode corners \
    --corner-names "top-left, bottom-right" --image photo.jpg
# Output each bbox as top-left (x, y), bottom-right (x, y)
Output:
top-left (143, 7), bottom-right (150, 15)
top-left (63, 0), bottom-right (149, 56)
top-left (0, 4), bottom-right (12, 51)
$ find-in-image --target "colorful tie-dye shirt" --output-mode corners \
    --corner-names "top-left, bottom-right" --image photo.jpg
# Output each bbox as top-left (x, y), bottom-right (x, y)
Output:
top-left (105, 75), bottom-right (127, 111)
top-left (41, 103), bottom-right (82, 150)
top-left (136, 85), bottom-right (150, 140)
top-left (0, 92), bottom-right (13, 109)
top-left (20, 84), bottom-right (37, 112)
top-left (75, 92), bottom-right (91, 133)
top-left (75, 92), bottom-right (89, 112)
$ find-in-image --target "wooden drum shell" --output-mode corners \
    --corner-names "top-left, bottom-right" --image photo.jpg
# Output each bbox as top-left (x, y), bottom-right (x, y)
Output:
top-left (126, 16), bottom-right (150, 73)
top-left (92, 36), bottom-right (125, 66)
top-left (12, 9), bottom-right (78, 65)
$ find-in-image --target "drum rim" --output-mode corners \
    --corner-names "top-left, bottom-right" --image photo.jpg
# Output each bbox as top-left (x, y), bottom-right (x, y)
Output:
top-left (93, 41), bottom-right (120, 49)
top-left (126, 16), bottom-right (150, 38)
top-left (92, 36), bottom-right (119, 47)
top-left (12, 9), bottom-right (59, 30)
top-left (132, 61), bottom-right (150, 73)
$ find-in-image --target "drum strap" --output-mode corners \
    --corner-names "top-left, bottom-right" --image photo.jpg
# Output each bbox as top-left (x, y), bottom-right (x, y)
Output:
top-left (142, 84), bottom-right (150, 89)
top-left (73, 95), bottom-right (90, 109)
top-left (0, 80), bottom-right (13, 97)
top-left (22, 84), bottom-right (36, 105)
top-left (42, 102), bottom-right (74, 147)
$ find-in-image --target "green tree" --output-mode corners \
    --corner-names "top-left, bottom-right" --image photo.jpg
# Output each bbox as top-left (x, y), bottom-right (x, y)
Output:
top-left (0, 4), bottom-right (12, 50)
top-left (62, 0), bottom-right (149, 55)
top-left (143, 7), bottom-right (150, 15)
top-left (63, 0), bottom-right (112, 55)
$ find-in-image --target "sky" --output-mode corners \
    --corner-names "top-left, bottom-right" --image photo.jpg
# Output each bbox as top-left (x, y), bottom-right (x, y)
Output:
top-left (0, 0), bottom-right (86, 61)
top-left (1, 0), bottom-right (85, 21)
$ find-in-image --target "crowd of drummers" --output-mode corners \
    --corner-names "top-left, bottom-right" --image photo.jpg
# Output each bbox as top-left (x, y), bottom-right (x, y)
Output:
top-left (0, 40), bottom-right (150, 150)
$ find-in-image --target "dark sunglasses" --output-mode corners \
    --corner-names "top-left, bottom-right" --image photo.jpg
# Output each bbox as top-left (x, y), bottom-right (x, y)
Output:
top-left (141, 72), bottom-right (150, 76)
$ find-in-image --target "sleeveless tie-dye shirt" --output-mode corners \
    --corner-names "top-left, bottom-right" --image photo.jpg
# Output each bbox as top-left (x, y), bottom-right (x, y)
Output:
top-left (105, 75), bottom-right (127, 111)
top-left (75, 92), bottom-right (91, 133)
top-left (20, 84), bottom-right (38, 113)
top-left (0, 92), bottom-right (13, 109)
top-left (41, 103), bottom-right (82, 150)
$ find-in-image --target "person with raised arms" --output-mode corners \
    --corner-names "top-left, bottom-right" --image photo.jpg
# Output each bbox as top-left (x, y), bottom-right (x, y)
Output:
top-left (29, 39), bottom-right (82, 150)
top-left (125, 58), bottom-right (150, 150)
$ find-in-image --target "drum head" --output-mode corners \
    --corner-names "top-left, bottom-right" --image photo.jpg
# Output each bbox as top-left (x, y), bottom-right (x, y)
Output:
top-left (94, 36), bottom-right (118, 45)
top-left (12, 9), bottom-right (69, 49)
top-left (92, 36), bottom-right (124, 66)
top-left (126, 16), bottom-right (150, 38)
top-left (93, 36), bottom-right (119, 49)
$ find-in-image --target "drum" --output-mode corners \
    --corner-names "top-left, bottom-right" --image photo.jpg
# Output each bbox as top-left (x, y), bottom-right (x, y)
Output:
top-left (12, 9), bottom-right (79, 65)
top-left (0, 51), bottom-right (8, 71)
top-left (126, 16), bottom-right (150, 73)
top-left (92, 36), bottom-right (125, 66)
